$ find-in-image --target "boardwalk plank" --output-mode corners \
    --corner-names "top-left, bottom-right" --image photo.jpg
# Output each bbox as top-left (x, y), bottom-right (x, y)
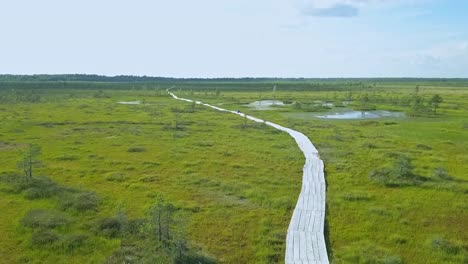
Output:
top-left (300, 232), bottom-right (307, 260)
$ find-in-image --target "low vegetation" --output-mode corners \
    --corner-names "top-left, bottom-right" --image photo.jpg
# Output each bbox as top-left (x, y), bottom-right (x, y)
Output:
top-left (0, 78), bottom-right (467, 263)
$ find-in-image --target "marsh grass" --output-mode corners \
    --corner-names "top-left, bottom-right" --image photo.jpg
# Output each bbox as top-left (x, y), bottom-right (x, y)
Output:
top-left (188, 84), bottom-right (467, 264)
top-left (0, 88), bottom-right (305, 263)
top-left (0, 82), bottom-right (466, 263)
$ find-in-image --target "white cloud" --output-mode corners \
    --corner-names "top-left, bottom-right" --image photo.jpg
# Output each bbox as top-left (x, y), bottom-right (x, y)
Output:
top-left (296, 0), bottom-right (423, 17)
top-left (410, 41), bottom-right (468, 77)
top-left (297, 0), bottom-right (374, 17)
top-left (415, 41), bottom-right (468, 62)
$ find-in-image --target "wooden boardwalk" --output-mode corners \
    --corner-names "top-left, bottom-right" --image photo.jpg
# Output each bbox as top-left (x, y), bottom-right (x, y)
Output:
top-left (168, 90), bottom-right (329, 264)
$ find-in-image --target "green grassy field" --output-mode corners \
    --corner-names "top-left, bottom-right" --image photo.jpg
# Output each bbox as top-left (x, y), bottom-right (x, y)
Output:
top-left (186, 83), bottom-right (468, 264)
top-left (0, 79), bottom-right (467, 263)
top-left (0, 88), bottom-right (303, 263)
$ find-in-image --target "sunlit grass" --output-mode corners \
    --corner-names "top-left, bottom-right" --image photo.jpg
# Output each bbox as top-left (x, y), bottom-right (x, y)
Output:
top-left (0, 82), bottom-right (467, 263)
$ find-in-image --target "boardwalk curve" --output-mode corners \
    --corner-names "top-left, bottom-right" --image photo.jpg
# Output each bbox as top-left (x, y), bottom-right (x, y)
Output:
top-left (167, 90), bottom-right (329, 264)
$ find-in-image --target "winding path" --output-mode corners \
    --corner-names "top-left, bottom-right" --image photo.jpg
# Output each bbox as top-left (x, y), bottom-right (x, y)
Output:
top-left (167, 90), bottom-right (329, 264)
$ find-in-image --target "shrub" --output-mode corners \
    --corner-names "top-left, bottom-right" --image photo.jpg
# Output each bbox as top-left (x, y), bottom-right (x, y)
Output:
top-left (369, 167), bottom-right (393, 185)
top-left (432, 236), bottom-right (462, 255)
top-left (369, 155), bottom-right (421, 186)
top-left (93, 90), bottom-right (110, 98)
top-left (60, 234), bottom-right (87, 252)
top-left (139, 175), bottom-right (158, 183)
top-left (1, 176), bottom-right (64, 199)
top-left (394, 155), bottom-right (414, 179)
top-left (31, 230), bottom-right (59, 246)
top-left (23, 187), bottom-right (54, 200)
top-left (124, 166), bottom-right (136, 171)
top-left (126, 218), bottom-right (146, 236)
top-left (95, 217), bottom-right (122, 238)
top-left (384, 121), bottom-right (398, 125)
top-left (196, 141), bottom-right (214, 147)
top-left (390, 235), bottom-right (407, 244)
top-left (174, 251), bottom-right (217, 264)
top-left (60, 191), bottom-right (99, 212)
top-left (342, 192), bottom-right (372, 202)
top-left (21, 209), bottom-right (68, 229)
top-left (56, 154), bottom-right (79, 161)
top-left (362, 142), bottom-right (377, 149)
top-left (127, 147), bottom-right (145, 153)
top-left (106, 173), bottom-right (126, 182)
top-left (104, 245), bottom-right (144, 264)
top-left (23, 179), bottom-right (64, 199)
top-left (432, 167), bottom-right (453, 181)
top-left (142, 161), bottom-right (160, 167)
top-left (416, 144), bottom-right (432, 150)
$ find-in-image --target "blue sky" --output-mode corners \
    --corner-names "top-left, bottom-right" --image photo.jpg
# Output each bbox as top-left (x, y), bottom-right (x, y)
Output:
top-left (0, 0), bottom-right (467, 77)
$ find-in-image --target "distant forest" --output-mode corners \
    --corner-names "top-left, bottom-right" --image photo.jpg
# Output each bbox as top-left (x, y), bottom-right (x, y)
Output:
top-left (1, 74), bottom-right (467, 92)
top-left (1, 74), bottom-right (467, 83)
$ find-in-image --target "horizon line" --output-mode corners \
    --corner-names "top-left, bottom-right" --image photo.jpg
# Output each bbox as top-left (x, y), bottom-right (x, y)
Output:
top-left (1, 73), bottom-right (468, 80)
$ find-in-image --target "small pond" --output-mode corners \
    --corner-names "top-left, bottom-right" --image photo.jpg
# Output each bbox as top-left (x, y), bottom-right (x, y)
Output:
top-left (118, 101), bottom-right (141, 105)
top-left (284, 110), bottom-right (404, 120)
top-left (247, 100), bottom-right (285, 110)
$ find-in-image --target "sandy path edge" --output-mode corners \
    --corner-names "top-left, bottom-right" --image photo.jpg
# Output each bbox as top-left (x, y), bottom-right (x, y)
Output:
top-left (167, 90), bottom-right (329, 264)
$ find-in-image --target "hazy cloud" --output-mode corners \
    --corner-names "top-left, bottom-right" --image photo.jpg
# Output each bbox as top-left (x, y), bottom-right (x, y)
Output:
top-left (298, 0), bottom-right (384, 17)
top-left (302, 3), bottom-right (359, 17)
top-left (410, 41), bottom-right (468, 77)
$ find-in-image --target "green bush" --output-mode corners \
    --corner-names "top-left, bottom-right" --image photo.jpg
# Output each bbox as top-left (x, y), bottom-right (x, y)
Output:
top-left (342, 192), bottom-right (372, 202)
top-left (127, 147), bottom-right (145, 153)
top-left (369, 155), bottom-right (421, 186)
top-left (432, 167), bottom-right (453, 181)
top-left (416, 144), bottom-right (432, 150)
top-left (432, 236), bottom-right (462, 255)
top-left (106, 173), bottom-right (126, 182)
top-left (95, 217), bottom-right (122, 238)
top-left (21, 209), bottom-right (68, 229)
top-left (104, 245), bottom-right (146, 264)
top-left (1, 176), bottom-right (64, 199)
top-left (126, 218), bottom-right (146, 236)
top-left (174, 252), bottom-right (217, 264)
top-left (60, 234), bottom-right (87, 253)
top-left (369, 168), bottom-right (393, 185)
top-left (22, 179), bottom-right (65, 199)
top-left (56, 154), bottom-right (79, 161)
top-left (394, 155), bottom-right (414, 179)
top-left (60, 191), bottom-right (99, 212)
top-left (362, 142), bottom-right (378, 149)
top-left (31, 230), bottom-right (59, 246)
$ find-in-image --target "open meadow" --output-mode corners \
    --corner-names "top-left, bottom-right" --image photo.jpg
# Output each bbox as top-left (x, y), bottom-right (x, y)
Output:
top-left (0, 78), bottom-right (467, 263)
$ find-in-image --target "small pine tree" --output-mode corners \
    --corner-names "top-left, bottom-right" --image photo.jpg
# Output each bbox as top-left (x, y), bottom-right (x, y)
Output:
top-left (17, 144), bottom-right (41, 181)
top-left (430, 94), bottom-right (443, 114)
top-left (148, 195), bottom-right (175, 245)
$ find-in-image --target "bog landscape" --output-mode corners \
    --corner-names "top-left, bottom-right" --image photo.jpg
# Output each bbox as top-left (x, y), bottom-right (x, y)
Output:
top-left (0, 76), bottom-right (466, 263)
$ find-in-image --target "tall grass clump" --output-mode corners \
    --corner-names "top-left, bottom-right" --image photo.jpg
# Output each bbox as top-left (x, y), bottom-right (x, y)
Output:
top-left (431, 236), bottom-right (463, 255)
top-left (21, 209), bottom-right (69, 229)
top-left (0, 175), bottom-right (65, 199)
top-left (59, 191), bottom-right (99, 212)
top-left (369, 155), bottom-right (422, 186)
